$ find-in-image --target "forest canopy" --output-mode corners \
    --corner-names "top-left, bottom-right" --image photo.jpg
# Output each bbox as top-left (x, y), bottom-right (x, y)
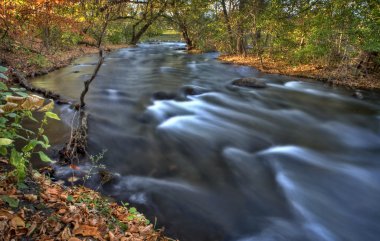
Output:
top-left (1, 0), bottom-right (379, 72)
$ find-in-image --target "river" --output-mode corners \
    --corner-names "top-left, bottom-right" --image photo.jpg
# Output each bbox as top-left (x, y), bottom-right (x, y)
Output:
top-left (31, 43), bottom-right (380, 241)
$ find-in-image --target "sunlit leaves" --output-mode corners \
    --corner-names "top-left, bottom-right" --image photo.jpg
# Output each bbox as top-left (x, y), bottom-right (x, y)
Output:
top-left (0, 138), bottom-right (13, 146)
top-left (38, 151), bottom-right (53, 163)
top-left (45, 111), bottom-right (60, 120)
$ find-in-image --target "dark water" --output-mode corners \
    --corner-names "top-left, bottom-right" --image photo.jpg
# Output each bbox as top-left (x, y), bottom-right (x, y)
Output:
top-left (32, 43), bottom-right (380, 241)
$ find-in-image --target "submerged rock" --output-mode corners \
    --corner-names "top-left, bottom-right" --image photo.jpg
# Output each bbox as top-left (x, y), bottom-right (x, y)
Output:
top-left (232, 77), bottom-right (267, 88)
top-left (180, 85), bottom-right (208, 96)
top-left (352, 90), bottom-right (364, 99)
top-left (174, 47), bottom-right (187, 51)
top-left (152, 91), bottom-right (178, 100)
top-left (153, 86), bottom-right (208, 101)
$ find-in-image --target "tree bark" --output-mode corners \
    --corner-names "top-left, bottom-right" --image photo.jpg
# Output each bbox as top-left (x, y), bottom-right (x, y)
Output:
top-left (221, 0), bottom-right (234, 51)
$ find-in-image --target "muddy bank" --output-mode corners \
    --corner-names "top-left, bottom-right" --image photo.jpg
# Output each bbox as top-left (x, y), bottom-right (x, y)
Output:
top-left (219, 54), bottom-right (380, 90)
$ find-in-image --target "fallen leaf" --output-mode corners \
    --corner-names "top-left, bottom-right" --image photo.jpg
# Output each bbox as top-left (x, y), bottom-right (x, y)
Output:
top-left (58, 208), bottom-right (67, 214)
top-left (21, 95), bottom-right (44, 111)
top-left (60, 225), bottom-right (73, 240)
top-left (68, 176), bottom-right (79, 182)
top-left (73, 225), bottom-right (100, 238)
top-left (46, 188), bottom-right (59, 196)
top-left (68, 238), bottom-right (81, 241)
top-left (5, 96), bottom-right (24, 105)
top-left (109, 231), bottom-right (115, 241)
top-left (27, 221), bottom-right (37, 236)
top-left (69, 164), bottom-right (80, 170)
top-left (53, 222), bottom-right (63, 233)
top-left (24, 194), bottom-right (38, 202)
top-left (38, 100), bottom-right (54, 112)
top-left (10, 216), bottom-right (25, 229)
top-left (0, 209), bottom-right (14, 219)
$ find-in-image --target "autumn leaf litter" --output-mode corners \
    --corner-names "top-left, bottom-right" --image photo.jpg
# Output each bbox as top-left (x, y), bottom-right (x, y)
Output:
top-left (0, 166), bottom-right (173, 241)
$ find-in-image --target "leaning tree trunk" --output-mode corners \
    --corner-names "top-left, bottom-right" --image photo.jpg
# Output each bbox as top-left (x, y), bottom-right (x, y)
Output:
top-left (130, 19), bottom-right (156, 45)
top-left (181, 24), bottom-right (193, 50)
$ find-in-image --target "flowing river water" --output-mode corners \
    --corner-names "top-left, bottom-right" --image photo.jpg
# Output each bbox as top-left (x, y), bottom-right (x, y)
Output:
top-left (32, 43), bottom-right (380, 241)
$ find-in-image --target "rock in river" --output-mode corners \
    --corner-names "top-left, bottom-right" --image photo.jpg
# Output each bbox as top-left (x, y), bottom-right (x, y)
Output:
top-left (152, 91), bottom-right (178, 100)
top-left (232, 77), bottom-right (267, 88)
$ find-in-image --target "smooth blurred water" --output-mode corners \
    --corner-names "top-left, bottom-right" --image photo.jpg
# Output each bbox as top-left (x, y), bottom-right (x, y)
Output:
top-left (32, 43), bottom-right (380, 241)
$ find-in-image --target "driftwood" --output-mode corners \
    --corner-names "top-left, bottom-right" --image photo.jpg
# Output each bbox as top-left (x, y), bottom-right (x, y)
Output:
top-left (80, 49), bottom-right (104, 107)
top-left (60, 49), bottom-right (105, 162)
top-left (59, 111), bottom-right (88, 163)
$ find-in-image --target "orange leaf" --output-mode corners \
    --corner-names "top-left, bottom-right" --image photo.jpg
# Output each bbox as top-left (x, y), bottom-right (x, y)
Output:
top-left (10, 216), bottom-right (25, 229)
top-left (73, 225), bottom-right (100, 238)
top-left (0, 209), bottom-right (14, 220)
top-left (68, 238), bottom-right (81, 241)
top-left (69, 164), bottom-right (80, 170)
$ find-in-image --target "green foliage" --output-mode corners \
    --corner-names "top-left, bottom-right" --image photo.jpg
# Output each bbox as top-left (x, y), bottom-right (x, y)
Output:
top-left (82, 149), bottom-right (107, 185)
top-left (61, 31), bottom-right (83, 47)
top-left (28, 54), bottom-right (50, 68)
top-left (0, 66), bottom-right (59, 182)
top-left (1, 195), bottom-right (19, 208)
top-left (107, 26), bottom-right (126, 44)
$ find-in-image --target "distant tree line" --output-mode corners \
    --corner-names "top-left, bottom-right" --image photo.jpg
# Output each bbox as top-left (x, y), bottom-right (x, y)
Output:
top-left (1, 0), bottom-right (379, 72)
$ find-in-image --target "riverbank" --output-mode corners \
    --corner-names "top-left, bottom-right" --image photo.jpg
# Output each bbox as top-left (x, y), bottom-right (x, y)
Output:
top-left (0, 160), bottom-right (170, 240)
top-left (0, 44), bottom-right (175, 240)
top-left (219, 54), bottom-right (380, 90)
top-left (0, 44), bottom-right (129, 81)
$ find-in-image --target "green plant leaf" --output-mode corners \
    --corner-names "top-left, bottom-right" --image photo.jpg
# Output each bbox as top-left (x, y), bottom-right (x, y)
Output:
top-left (11, 123), bottom-right (22, 129)
top-left (17, 182), bottom-right (28, 190)
top-left (22, 140), bottom-right (38, 152)
top-left (16, 92), bottom-right (29, 97)
top-left (10, 148), bottom-right (22, 165)
top-left (129, 207), bottom-right (137, 214)
top-left (42, 135), bottom-right (49, 145)
top-left (0, 195), bottom-right (19, 208)
top-left (45, 112), bottom-right (60, 120)
top-left (67, 195), bottom-right (74, 202)
top-left (37, 140), bottom-right (50, 149)
top-left (14, 134), bottom-right (28, 141)
top-left (0, 73), bottom-right (8, 80)
top-left (6, 113), bottom-right (17, 118)
top-left (0, 66), bottom-right (7, 72)
top-left (0, 146), bottom-right (7, 155)
top-left (38, 151), bottom-right (53, 163)
top-left (0, 138), bottom-right (13, 146)
top-left (0, 117), bottom-right (7, 124)
top-left (0, 82), bottom-right (8, 91)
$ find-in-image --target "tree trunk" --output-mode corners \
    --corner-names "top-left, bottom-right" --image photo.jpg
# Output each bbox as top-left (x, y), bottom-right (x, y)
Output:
top-left (130, 20), bottom-right (153, 45)
top-left (181, 24), bottom-right (193, 50)
top-left (237, 0), bottom-right (248, 55)
top-left (221, 0), bottom-right (234, 52)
